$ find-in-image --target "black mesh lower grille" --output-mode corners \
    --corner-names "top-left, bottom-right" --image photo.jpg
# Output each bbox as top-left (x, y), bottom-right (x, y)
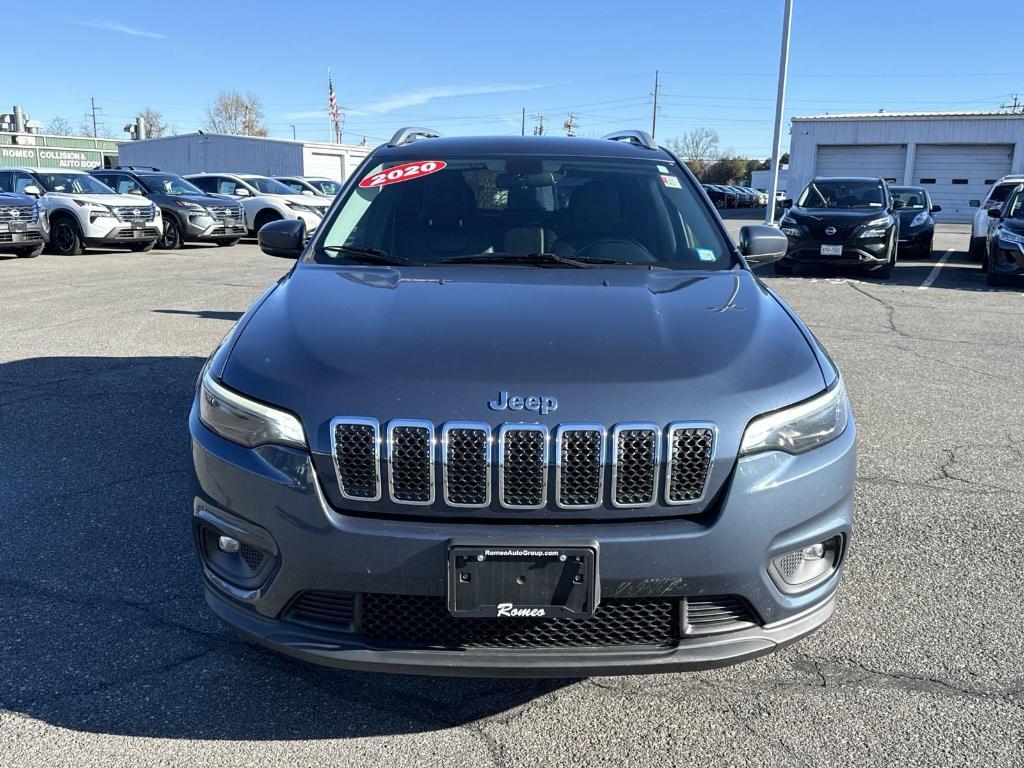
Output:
top-left (333, 422), bottom-right (379, 499)
top-left (444, 427), bottom-right (489, 506)
top-left (613, 428), bottom-right (658, 506)
top-left (500, 429), bottom-right (546, 507)
top-left (389, 424), bottom-right (432, 503)
top-left (238, 542), bottom-right (265, 571)
top-left (667, 427), bottom-right (714, 503)
top-left (362, 594), bottom-right (678, 649)
top-left (558, 429), bottom-right (603, 507)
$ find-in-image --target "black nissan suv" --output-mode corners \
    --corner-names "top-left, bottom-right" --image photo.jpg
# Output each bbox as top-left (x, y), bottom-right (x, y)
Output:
top-left (90, 167), bottom-right (246, 250)
top-left (777, 177), bottom-right (902, 279)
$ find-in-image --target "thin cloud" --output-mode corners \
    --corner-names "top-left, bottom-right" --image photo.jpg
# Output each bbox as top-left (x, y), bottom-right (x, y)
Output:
top-left (285, 109), bottom-right (328, 120)
top-left (71, 19), bottom-right (167, 39)
top-left (350, 84), bottom-right (541, 115)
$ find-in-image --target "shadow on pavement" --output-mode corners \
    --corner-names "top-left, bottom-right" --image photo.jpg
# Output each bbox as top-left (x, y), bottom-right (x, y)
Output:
top-left (153, 309), bottom-right (245, 321)
top-left (0, 356), bottom-right (567, 740)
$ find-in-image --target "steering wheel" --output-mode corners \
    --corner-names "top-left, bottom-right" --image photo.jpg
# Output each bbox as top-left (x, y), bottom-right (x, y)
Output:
top-left (574, 237), bottom-right (658, 263)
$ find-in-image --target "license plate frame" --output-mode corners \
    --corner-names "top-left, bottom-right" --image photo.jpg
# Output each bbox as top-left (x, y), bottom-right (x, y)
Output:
top-left (132, 219), bottom-right (147, 230)
top-left (820, 244), bottom-right (843, 256)
top-left (447, 545), bottom-right (598, 619)
top-left (224, 218), bottom-right (236, 228)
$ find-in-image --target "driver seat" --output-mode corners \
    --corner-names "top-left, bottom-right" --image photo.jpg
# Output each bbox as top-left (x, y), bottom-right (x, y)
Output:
top-left (552, 180), bottom-right (622, 256)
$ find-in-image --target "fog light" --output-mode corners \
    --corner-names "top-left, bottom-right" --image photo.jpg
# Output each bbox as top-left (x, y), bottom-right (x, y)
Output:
top-left (218, 535), bottom-right (240, 553)
top-left (769, 536), bottom-right (842, 594)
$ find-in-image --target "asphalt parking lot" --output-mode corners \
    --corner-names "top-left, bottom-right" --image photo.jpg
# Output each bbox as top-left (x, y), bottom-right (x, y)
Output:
top-left (2, 220), bottom-right (1022, 767)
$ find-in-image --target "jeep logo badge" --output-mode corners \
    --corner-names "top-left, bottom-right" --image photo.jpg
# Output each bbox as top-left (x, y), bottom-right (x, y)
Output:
top-left (488, 390), bottom-right (558, 415)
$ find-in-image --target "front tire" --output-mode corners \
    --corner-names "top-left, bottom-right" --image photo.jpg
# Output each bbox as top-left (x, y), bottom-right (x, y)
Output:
top-left (968, 236), bottom-right (985, 262)
top-left (253, 209), bottom-right (282, 235)
top-left (986, 269), bottom-right (1006, 287)
top-left (158, 216), bottom-right (183, 250)
top-left (16, 243), bottom-right (44, 258)
top-left (50, 218), bottom-right (83, 256)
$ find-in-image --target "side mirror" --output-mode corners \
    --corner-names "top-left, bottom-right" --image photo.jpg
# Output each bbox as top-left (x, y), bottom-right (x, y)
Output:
top-left (781, 198), bottom-right (793, 209)
top-left (988, 207), bottom-right (1003, 219)
top-left (968, 199), bottom-right (980, 208)
top-left (931, 204), bottom-right (942, 213)
top-left (739, 224), bottom-right (788, 266)
top-left (258, 218), bottom-right (306, 258)
top-left (892, 199), bottom-right (906, 211)
top-left (234, 188), bottom-right (251, 197)
top-left (22, 185), bottom-right (42, 197)
top-left (300, 189), bottom-right (314, 196)
top-left (129, 187), bottom-right (145, 196)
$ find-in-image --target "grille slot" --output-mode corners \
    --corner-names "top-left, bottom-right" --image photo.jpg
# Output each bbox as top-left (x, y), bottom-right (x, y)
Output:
top-left (681, 596), bottom-right (758, 636)
top-left (442, 423), bottom-right (491, 507)
top-left (611, 424), bottom-right (660, 508)
top-left (555, 425), bottom-right (605, 509)
top-left (286, 591), bottom-right (357, 631)
top-left (665, 423), bottom-right (715, 505)
top-left (332, 418), bottom-right (381, 501)
top-left (361, 594), bottom-right (679, 649)
top-left (387, 420), bottom-right (434, 505)
top-left (498, 425), bottom-right (548, 509)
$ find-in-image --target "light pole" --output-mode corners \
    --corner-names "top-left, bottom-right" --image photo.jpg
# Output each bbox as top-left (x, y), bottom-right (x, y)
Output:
top-left (766, 0), bottom-right (793, 225)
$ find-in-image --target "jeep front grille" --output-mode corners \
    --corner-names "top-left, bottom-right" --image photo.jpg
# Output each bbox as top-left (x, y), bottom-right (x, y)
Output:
top-left (328, 418), bottom-right (715, 512)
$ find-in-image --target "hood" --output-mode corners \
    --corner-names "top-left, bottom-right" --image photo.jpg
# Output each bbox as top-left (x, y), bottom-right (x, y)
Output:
top-left (44, 191), bottom-right (156, 209)
top-left (0, 192), bottom-right (35, 206)
top-left (259, 192), bottom-right (331, 208)
top-left (999, 217), bottom-right (1024, 235)
top-left (176, 193), bottom-right (241, 208)
top-left (786, 206), bottom-right (887, 224)
top-left (897, 208), bottom-right (928, 225)
top-left (222, 266), bottom-right (827, 461)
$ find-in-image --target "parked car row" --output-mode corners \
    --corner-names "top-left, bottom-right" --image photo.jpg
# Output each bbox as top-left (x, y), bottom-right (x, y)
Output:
top-left (701, 183), bottom-right (767, 209)
top-left (0, 164), bottom-right (341, 255)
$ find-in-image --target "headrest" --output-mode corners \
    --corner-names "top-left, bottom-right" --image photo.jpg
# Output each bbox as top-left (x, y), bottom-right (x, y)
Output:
top-left (569, 181), bottom-right (620, 232)
top-left (424, 172), bottom-right (476, 221)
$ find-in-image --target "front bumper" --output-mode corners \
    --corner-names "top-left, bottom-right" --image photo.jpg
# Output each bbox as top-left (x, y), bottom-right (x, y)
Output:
top-left (784, 238), bottom-right (889, 266)
top-left (989, 240), bottom-right (1024, 278)
top-left (183, 215), bottom-right (247, 241)
top-left (0, 226), bottom-right (47, 251)
top-left (189, 407), bottom-right (855, 676)
top-left (83, 217), bottom-right (162, 244)
top-left (898, 224), bottom-right (933, 251)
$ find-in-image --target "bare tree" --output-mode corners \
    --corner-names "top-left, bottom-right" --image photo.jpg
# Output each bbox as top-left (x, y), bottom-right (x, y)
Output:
top-left (204, 91), bottom-right (267, 136)
top-left (667, 128), bottom-right (720, 177)
top-left (77, 119), bottom-right (115, 139)
top-left (45, 116), bottom-right (73, 135)
top-left (137, 107), bottom-right (168, 138)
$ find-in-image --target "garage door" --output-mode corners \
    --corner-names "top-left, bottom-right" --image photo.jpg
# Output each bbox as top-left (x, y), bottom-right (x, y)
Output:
top-left (305, 152), bottom-right (345, 182)
top-left (911, 144), bottom-right (1013, 223)
top-left (815, 145), bottom-right (907, 183)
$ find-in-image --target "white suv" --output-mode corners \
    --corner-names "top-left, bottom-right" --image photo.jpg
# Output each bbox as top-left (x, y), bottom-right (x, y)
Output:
top-left (969, 175), bottom-right (1024, 261)
top-left (4, 167), bottom-right (162, 255)
top-left (185, 173), bottom-right (331, 236)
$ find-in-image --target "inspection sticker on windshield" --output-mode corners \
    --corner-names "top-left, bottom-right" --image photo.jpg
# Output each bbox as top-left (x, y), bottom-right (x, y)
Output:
top-left (359, 160), bottom-right (447, 189)
top-left (660, 175), bottom-right (682, 189)
top-left (697, 248), bottom-right (716, 262)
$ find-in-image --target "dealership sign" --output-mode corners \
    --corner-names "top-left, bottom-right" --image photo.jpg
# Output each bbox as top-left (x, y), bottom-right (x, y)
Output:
top-left (1, 146), bottom-right (103, 169)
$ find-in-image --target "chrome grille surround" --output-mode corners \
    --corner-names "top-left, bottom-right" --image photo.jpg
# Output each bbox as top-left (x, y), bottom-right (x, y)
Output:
top-left (331, 417), bottom-right (382, 502)
top-left (0, 204), bottom-right (38, 223)
top-left (440, 422), bottom-right (492, 508)
top-left (497, 424), bottom-right (549, 509)
top-left (386, 419), bottom-right (435, 505)
top-left (664, 422), bottom-right (717, 505)
top-left (554, 424), bottom-right (606, 509)
top-left (610, 423), bottom-right (661, 509)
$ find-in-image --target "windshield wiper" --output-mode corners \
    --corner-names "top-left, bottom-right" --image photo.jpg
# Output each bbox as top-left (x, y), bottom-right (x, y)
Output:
top-left (318, 245), bottom-right (415, 266)
top-left (440, 252), bottom-right (650, 269)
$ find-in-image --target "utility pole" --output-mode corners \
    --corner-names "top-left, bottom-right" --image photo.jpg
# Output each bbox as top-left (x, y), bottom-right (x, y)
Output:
top-left (290, 125), bottom-right (296, 140)
top-left (521, 107), bottom-right (526, 136)
top-left (651, 70), bottom-right (660, 140)
top-left (532, 114), bottom-right (545, 135)
top-left (563, 113), bottom-right (579, 137)
top-left (90, 97), bottom-right (100, 138)
top-left (766, 0), bottom-right (793, 225)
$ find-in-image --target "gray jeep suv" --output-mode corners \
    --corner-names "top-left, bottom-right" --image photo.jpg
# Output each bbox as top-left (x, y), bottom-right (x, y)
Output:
top-left (190, 128), bottom-right (855, 677)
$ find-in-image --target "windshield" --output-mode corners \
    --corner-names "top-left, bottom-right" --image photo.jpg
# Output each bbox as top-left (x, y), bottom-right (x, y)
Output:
top-left (889, 188), bottom-right (927, 209)
top-left (988, 184), bottom-right (1017, 205)
top-left (36, 173), bottom-right (114, 194)
top-left (312, 179), bottom-right (341, 196)
top-left (312, 155), bottom-right (731, 269)
top-left (1005, 190), bottom-right (1024, 219)
top-left (798, 180), bottom-right (885, 209)
top-left (139, 173), bottom-right (204, 196)
top-left (245, 177), bottom-right (296, 195)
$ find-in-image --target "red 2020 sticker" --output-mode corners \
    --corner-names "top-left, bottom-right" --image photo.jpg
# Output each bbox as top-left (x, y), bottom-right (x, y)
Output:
top-left (359, 160), bottom-right (447, 188)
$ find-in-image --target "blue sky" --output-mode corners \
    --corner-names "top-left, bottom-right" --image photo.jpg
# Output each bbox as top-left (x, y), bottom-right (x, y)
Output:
top-left (8, 0), bottom-right (1024, 157)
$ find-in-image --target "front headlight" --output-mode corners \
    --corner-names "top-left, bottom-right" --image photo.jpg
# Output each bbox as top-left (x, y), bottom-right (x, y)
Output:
top-left (997, 229), bottom-right (1024, 245)
top-left (199, 371), bottom-right (307, 449)
top-left (910, 210), bottom-right (929, 227)
top-left (286, 201), bottom-right (318, 214)
top-left (781, 227), bottom-right (802, 238)
top-left (740, 380), bottom-right (849, 456)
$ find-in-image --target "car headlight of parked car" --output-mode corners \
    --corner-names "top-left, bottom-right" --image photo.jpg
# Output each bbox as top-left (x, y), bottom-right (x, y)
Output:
top-left (996, 228), bottom-right (1024, 246)
top-left (910, 210), bottom-right (929, 227)
top-left (739, 380), bottom-right (849, 456)
top-left (854, 216), bottom-right (891, 239)
top-left (286, 201), bottom-right (321, 215)
top-left (199, 370), bottom-right (307, 449)
top-left (78, 201), bottom-right (115, 222)
top-left (779, 216), bottom-right (802, 238)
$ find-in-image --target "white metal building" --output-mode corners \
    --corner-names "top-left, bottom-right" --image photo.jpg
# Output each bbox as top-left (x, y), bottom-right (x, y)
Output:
top-left (787, 111), bottom-right (1024, 222)
top-left (117, 133), bottom-right (372, 182)
top-left (750, 166), bottom-right (787, 194)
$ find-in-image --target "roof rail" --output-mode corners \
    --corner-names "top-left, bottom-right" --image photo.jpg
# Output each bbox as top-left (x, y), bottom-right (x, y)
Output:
top-left (108, 165), bottom-right (161, 171)
top-left (387, 127), bottom-right (441, 147)
top-left (602, 130), bottom-right (658, 150)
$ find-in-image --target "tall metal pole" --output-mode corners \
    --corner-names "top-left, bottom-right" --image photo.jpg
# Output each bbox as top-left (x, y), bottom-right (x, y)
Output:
top-left (651, 70), bottom-right (659, 140)
top-left (766, 0), bottom-right (793, 225)
top-left (290, 124), bottom-right (296, 140)
top-left (91, 97), bottom-right (98, 138)
top-left (521, 108), bottom-right (526, 136)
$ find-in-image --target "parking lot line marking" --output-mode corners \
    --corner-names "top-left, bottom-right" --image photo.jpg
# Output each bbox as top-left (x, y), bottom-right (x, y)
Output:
top-left (918, 249), bottom-right (955, 290)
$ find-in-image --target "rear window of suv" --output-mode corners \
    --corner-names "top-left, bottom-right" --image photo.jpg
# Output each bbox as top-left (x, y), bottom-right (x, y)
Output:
top-left (314, 155), bottom-right (732, 270)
